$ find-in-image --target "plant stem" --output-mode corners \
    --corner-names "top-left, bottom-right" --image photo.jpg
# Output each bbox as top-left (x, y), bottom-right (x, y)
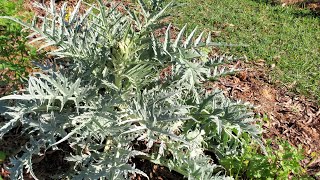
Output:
top-left (115, 74), bottom-right (122, 89)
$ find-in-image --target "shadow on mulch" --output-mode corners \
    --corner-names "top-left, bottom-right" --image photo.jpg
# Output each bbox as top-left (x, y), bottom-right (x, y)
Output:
top-left (130, 158), bottom-right (185, 180)
top-left (0, 124), bottom-right (72, 180)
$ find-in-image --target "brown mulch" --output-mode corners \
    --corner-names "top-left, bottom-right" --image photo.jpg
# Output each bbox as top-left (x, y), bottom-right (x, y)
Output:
top-left (305, 2), bottom-right (320, 12)
top-left (210, 59), bottom-right (320, 176)
top-left (274, 0), bottom-right (320, 13)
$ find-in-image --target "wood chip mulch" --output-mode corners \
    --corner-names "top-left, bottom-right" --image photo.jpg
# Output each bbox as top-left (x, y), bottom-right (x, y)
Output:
top-left (210, 59), bottom-right (320, 176)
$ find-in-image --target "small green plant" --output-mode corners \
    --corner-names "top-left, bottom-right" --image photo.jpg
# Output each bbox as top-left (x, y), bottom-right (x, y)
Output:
top-left (221, 139), bottom-right (308, 179)
top-left (0, 150), bottom-right (5, 180)
top-left (0, 0), bottom-right (262, 179)
top-left (0, 25), bottom-right (34, 85)
top-left (0, 151), bottom-right (5, 162)
top-left (0, 0), bottom-right (39, 89)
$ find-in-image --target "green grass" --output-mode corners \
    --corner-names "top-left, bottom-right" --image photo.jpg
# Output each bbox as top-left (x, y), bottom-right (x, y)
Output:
top-left (0, 0), bottom-right (32, 21)
top-left (170, 0), bottom-right (320, 103)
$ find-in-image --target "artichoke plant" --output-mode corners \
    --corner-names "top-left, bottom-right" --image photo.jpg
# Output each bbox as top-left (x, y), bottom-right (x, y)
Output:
top-left (0, 0), bottom-right (261, 179)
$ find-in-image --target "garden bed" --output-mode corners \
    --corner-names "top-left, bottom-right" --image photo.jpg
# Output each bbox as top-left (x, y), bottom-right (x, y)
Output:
top-left (0, 0), bottom-right (320, 179)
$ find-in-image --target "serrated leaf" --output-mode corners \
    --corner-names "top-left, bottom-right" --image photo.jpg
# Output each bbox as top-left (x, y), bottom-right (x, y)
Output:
top-left (184, 26), bottom-right (197, 48)
top-left (173, 24), bottom-right (187, 49)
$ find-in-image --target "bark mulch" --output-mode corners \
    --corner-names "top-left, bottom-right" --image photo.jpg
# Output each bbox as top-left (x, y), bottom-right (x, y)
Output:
top-left (211, 59), bottom-right (320, 176)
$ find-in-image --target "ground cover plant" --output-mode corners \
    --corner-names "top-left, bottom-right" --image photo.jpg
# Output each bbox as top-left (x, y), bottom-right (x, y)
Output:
top-left (0, 0), bottom-right (265, 179)
top-left (220, 139), bottom-right (308, 179)
top-left (171, 0), bottom-right (320, 103)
